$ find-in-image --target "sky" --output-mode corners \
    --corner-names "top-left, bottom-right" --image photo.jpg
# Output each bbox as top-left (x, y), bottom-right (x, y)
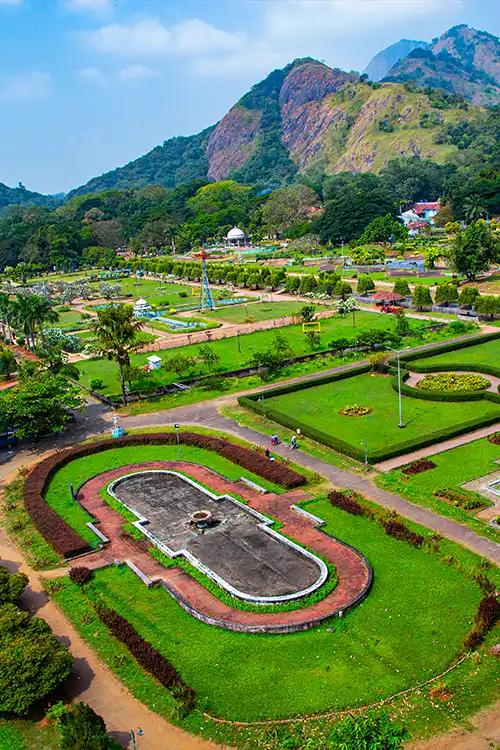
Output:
top-left (0, 0), bottom-right (498, 195)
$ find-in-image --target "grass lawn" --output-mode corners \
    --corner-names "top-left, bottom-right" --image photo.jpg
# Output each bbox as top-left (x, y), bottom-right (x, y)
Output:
top-left (377, 437), bottom-right (500, 540)
top-left (107, 278), bottom-right (198, 307)
top-left (410, 337), bottom-right (500, 371)
top-left (50, 496), bottom-right (485, 726)
top-left (262, 372), bottom-right (500, 460)
top-left (43, 444), bottom-right (287, 547)
top-left (0, 720), bottom-right (60, 750)
top-left (54, 309), bottom-right (92, 331)
top-left (202, 300), bottom-right (321, 324)
top-left (74, 310), bottom-right (435, 397)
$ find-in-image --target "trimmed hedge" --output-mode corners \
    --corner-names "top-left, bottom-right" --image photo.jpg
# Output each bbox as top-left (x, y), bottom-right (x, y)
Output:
top-left (393, 370), bottom-right (500, 405)
top-left (328, 490), bottom-right (369, 517)
top-left (24, 432), bottom-right (306, 558)
top-left (401, 459), bottom-right (436, 476)
top-left (382, 519), bottom-right (424, 548)
top-left (97, 605), bottom-right (196, 712)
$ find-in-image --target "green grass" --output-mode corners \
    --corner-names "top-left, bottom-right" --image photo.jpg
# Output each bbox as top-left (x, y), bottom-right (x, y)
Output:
top-left (106, 278), bottom-right (198, 307)
top-left (54, 309), bottom-right (92, 331)
top-left (74, 310), bottom-right (437, 397)
top-left (411, 338), bottom-right (500, 371)
top-left (264, 372), bottom-right (500, 459)
top-left (203, 301), bottom-right (323, 324)
top-left (50, 497), bottom-right (484, 724)
top-left (0, 720), bottom-right (60, 750)
top-left (377, 437), bottom-right (500, 540)
top-left (43, 444), bottom-right (287, 546)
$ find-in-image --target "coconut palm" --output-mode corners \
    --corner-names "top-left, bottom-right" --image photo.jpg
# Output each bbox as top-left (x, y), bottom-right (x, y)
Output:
top-left (0, 293), bottom-right (14, 343)
top-left (12, 293), bottom-right (58, 350)
top-left (91, 303), bottom-right (143, 404)
top-left (463, 196), bottom-right (486, 223)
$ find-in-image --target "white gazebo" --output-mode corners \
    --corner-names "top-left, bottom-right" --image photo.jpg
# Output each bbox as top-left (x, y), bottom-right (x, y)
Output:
top-left (133, 297), bottom-right (152, 317)
top-left (146, 355), bottom-right (162, 370)
top-left (225, 226), bottom-right (246, 247)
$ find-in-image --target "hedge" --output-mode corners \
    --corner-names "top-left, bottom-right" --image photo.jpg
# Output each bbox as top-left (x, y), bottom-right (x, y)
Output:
top-left (24, 432), bottom-right (306, 558)
top-left (398, 330), bottom-right (500, 367)
top-left (97, 605), bottom-right (196, 712)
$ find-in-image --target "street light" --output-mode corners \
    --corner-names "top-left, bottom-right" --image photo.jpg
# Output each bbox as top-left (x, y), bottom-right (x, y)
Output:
top-left (386, 347), bottom-right (407, 428)
top-left (258, 395), bottom-right (266, 418)
top-left (174, 423), bottom-right (181, 460)
top-left (360, 440), bottom-right (369, 470)
top-left (237, 329), bottom-right (241, 353)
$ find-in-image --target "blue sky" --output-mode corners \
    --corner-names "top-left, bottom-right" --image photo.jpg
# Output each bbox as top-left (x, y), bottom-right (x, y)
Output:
top-left (0, 0), bottom-right (498, 194)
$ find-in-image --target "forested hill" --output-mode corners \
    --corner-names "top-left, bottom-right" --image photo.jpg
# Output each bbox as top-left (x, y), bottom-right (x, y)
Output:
top-left (68, 54), bottom-right (487, 197)
top-left (0, 183), bottom-right (61, 213)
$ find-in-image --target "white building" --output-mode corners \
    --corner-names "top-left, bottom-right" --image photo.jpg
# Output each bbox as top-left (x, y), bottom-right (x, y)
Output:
top-left (133, 297), bottom-right (152, 317)
top-left (146, 355), bottom-right (162, 370)
top-left (225, 227), bottom-right (247, 247)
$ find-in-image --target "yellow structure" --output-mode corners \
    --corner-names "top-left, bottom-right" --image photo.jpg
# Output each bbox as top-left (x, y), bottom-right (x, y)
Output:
top-left (302, 321), bottom-right (321, 333)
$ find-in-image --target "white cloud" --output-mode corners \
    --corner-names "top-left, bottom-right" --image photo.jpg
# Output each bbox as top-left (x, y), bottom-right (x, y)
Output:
top-left (76, 66), bottom-right (105, 84)
top-left (119, 64), bottom-right (157, 81)
top-left (64, 0), bottom-right (111, 12)
top-left (0, 71), bottom-right (52, 101)
top-left (86, 17), bottom-right (245, 58)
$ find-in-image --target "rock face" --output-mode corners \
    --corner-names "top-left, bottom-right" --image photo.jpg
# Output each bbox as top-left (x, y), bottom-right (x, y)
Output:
top-left (68, 26), bottom-right (496, 196)
top-left (384, 25), bottom-right (500, 105)
top-left (364, 39), bottom-right (429, 82)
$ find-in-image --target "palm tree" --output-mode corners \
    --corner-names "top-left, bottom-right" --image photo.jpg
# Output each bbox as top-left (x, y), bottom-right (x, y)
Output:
top-left (12, 294), bottom-right (58, 350)
top-left (463, 196), bottom-right (486, 223)
top-left (0, 293), bottom-right (14, 343)
top-left (92, 304), bottom-right (143, 404)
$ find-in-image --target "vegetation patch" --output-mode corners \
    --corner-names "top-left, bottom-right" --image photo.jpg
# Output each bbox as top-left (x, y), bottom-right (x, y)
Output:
top-left (417, 372), bottom-right (490, 392)
top-left (487, 432), bottom-right (500, 445)
top-left (339, 403), bottom-right (371, 416)
top-left (434, 487), bottom-right (487, 511)
top-left (401, 459), bottom-right (436, 476)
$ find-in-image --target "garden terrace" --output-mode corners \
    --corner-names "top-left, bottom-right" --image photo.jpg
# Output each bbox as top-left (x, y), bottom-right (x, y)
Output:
top-left (239, 363), bottom-right (500, 463)
top-left (24, 432), bottom-right (306, 557)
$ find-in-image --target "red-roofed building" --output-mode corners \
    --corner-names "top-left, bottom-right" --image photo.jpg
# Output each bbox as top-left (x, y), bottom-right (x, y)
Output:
top-left (412, 202), bottom-right (440, 222)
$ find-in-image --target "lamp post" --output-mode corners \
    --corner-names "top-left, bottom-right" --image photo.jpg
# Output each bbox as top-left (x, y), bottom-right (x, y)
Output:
top-left (259, 395), bottom-right (266, 418)
top-left (360, 440), bottom-right (369, 470)
top-left (237, 329), bottom-right (241, 353)
top-left (174, 423), bottom-right (181, 460)
top-left (387, 347), bottom-right (406, 428)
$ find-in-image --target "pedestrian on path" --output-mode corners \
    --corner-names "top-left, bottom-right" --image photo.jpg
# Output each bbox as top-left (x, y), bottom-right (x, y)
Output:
top-left (265, 447), bottom-right (271, 459)
top-left (290, 435), bottom-right (297, 450)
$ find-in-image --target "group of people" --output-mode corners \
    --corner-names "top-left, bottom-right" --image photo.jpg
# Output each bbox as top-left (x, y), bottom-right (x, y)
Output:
top-left (264, 433), bottom-right (297, 460)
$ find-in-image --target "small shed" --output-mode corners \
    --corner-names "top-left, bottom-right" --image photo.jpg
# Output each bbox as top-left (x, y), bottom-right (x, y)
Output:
top-left (147, 355), bottom-right (162, 370)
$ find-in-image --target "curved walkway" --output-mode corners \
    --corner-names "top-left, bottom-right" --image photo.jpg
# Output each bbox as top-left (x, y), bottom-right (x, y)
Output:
top-left (117, 402), bottom-right (500, 566)
top-left (76, 461), bottom-right (372, 634)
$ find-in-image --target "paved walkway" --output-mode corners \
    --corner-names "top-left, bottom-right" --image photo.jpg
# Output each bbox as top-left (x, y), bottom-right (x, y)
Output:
top-left (76, 461), bottom-right (371, 633)
top-left (118, 402), bottom-right (500, 565)
top-left (376, 423), bottom-right (500, 472)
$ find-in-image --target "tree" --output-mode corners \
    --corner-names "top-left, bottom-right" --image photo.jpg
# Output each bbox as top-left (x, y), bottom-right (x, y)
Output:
top-left (450, 221), bottom-right (499, 280)
top-left (298, 304), bottom-right (316, 323)
top-left (91, 304), bottom-right (143, 405)
top-left (458, 286), bottom-right (480, 307)
top-left (163, 354), bottom-right (198, 378)
top-left (81, 245), bottom-right (117, 269)
top-left (328, 711), bottom-right (409, 749)
top-left (394, 310), bottom-right (410, 336)
top-left (435, 282), bottom-right (459, 305)
top-left (61, 702), bottom-right (111, 750)
top-left (412, 285), bottom-right (433, 310)
top-left (335, 296), bottom-right (359, 325)
top-left (475, 295), bottom-right (500, 320)
top-left (463, 195), bottom-right (487, 223)
top-left (0, 367), bottom-right (83, 439)
top-left (0, 603), bottom-right (72, 714)
top-left (249, 333), bottom-right (293, 380)
top-left (357, 275), bottom-right (376, 294)
top-left (357, 214), bottom-right (407, 244)
top-left (328, 337), bottom-right (352, 355)
top-left (0, 292), bottom-right (14, 341)
top-left (12, 293), bottom-right (58, 350)
top-left (305, 330), bottom-right (321, 350)
top-left (0, 344), bottom-right (16, 377)
top-left (262, 184), bottom-right (319, 235)
top-left (393, 278), bottom-right (411, 296)
top-left (198, 344), bottom-right (220, 372)
top-left (0, 565), bottom-right (28, 604)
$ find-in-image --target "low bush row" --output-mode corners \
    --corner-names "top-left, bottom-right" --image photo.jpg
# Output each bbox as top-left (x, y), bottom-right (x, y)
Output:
top-left (328, 490), bottom-right (370, 517)
top-left (464, 595), bottom-right (499, 651)
top-left (434, 487), bottom-right (485, 510)
top-left (382, 520), bottom-right (424, 548)
top-left (96, 605), bottom-right (196, 712)
top-left (69, 566), bottom-right (94, 585)
top-left (488, 432), bottom-right (500, 445)
top-left (401, 459), bottom-right (436, 476)
top-left (24, 431), bottom-right (306, 558)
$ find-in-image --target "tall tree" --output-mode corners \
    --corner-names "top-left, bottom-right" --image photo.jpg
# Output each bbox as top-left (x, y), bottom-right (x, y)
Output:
top-left (91, 304), bottom-right (143, 404)
top-left (450, 221), bottom-right (499, 280)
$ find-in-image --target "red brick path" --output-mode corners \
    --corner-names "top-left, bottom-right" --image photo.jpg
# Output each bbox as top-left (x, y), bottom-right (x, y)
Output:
top-left (75, 461), bottom-right (371, 633)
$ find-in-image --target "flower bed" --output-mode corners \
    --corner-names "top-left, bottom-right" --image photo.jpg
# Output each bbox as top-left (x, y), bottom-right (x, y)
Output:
top-left (23, 432), bottom-right (306, 558)
top-left (487, 432), bottom-right (500, 445)
top-left (434, 487), bottom-right (485, 511)
top-left (328, 490), bottom-right (369, 517)
top-left (417, 373), bottom-right (490, 393)
top-left (339, 404), bottom-right (372, 416)
top-left (401, 459), bottom-right (436, 476)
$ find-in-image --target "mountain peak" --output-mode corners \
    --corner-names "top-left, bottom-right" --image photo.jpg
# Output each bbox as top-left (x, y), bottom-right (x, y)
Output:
top-left (364, 39), bottom-right (429, 81)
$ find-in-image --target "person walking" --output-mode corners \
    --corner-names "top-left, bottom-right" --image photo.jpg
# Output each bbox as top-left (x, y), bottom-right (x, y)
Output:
top-left (290, 435), bottom-right (297, 450)
top-left (265, 447), bottom-right (271, 459)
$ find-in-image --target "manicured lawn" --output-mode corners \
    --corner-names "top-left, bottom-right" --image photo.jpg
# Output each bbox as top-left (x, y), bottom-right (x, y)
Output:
top-left (74, 310), bottom-right (426, 396)
top-left (263, 372), bottom-right (500, 460)
top-left (410, 337), bottom-right (500, 371)
top-left (108, 278), bottom-right (198, 307)
top-left (55, 309), bottom-right (92, 331)
top-left (43, 444), bottom-right (286, 546)
top-left (51, 496), bottom-right (483, 724)
top-left (202, 300), bottom-right (321, 324)
top-left (378, 437), bottom-right (500, 540)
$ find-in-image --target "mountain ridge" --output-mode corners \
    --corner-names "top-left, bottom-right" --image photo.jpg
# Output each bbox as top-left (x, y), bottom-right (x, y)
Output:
top-left (364, 39), bottom-right (429, 82)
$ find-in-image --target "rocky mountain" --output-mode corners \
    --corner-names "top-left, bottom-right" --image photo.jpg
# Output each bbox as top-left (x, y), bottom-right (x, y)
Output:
top-left (0, 182), bottom-right (61, 213)
top-left (69, 53), bottom-right (486, 196)
top-left (384, 25), bottom-right (500, 105)
top-left (364, 39), bottom-right (429, 82)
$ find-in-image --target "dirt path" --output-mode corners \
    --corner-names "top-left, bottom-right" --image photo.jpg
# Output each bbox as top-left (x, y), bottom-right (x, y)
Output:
top-left (0, 527), bottom-right (225, 750)
top-left (408, 702), bottom-right (500, 750)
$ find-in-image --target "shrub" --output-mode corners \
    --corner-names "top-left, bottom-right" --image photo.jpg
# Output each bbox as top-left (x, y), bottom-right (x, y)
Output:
top-left (393, 278), bottom-right (411, 296)
top-left (464, 629), bottom-right (483, 651)
top-left (69, 567), bottom-right (93, 585)
top-left (476, 596), bottom-right (499, 631)
top-left (382, 519), bottom-right (424, 547)
top-left (357, 275), bottom-right (375, 294)
top-left (0, 565), bottom-right (28, 604)
top-left (328, 711), bottom-right (409, 749)
top-left (89, 378), bottom-right (105, 390)
top-left (328, 490), bottom-right (367, 517)
top-left (417, 373), bottom-right (489, 393)
top-left (401, 459), bottom-right (436, 476)
top-left (434, 487), bottom-right (484, 510)
top-left (339, 404), bottom-right (371, 416)
top-left (97, 605), bottom-right (196, 712)
top-left (60, 702), bottom-right (110, 750)
top-left (370, 351), bottom-right (389, 373)
top-left (487, 432), bottom-right (500, 445)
